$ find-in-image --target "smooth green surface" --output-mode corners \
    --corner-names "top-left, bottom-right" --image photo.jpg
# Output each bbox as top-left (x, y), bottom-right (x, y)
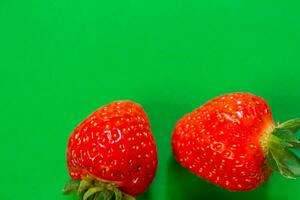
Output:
top-left (1, 0), bottom-right (300, 200)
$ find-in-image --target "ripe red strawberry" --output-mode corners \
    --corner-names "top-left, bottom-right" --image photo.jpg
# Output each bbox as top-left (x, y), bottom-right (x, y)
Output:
top-left (63, 101), bottom-right (158, 200)
top-left (172, 92), bottom-right (300, 191)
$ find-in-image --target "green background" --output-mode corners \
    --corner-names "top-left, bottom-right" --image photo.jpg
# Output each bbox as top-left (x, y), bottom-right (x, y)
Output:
top-left (1, 0), bottom-right (300, 199)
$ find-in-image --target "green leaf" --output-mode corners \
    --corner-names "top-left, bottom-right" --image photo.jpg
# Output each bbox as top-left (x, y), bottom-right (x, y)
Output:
top-left (93, 193), bottom-right (99, 200)
top-left (269, 148), bottom-right (295, 179)
top-left (266, 149), bottom-right (279, 172)
top-left (88, 194), bottom-right (95, 200)
top-left (65, 175), bottom-right (127, 200)
top-left (83, 187), bottom-right (103, 200)
top-left (123, 193), bottom-right (136, 200)
top-left (286, 149), bottom-right (300, 166)
top-left (291, 141), bottom-right (300, 150)
top-left (78, 179), bottom-right (93, 200)
top-left (266, 121), bottom-right (300, 179)
top-left (277, 118), bottom-right (300, 133)
top-left (63, 179), bottom-right (80, 194)
top-left (272, 128), bottom-right (295, 142)
top-left (96, 190), bottom-right (114, 200)
top-left (114, 190), bottom-right (122, 200)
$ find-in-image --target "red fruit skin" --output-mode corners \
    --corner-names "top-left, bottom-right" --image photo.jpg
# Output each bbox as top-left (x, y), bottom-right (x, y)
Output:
top-left (66, 101), bottom-right (158, 196)
top-left (172, 92), bottom-right (274, 191)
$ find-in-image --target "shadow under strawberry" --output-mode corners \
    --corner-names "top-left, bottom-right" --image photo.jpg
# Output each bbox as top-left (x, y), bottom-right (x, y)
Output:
top-left (166, 156), bottom-right (269, 200)
top-left (136, 191), bottom-right (150, 200)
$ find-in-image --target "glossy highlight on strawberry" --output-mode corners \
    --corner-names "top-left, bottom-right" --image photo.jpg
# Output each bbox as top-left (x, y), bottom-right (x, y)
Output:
top-left (172, 92), bottom-right (300, 191)
top-left (64, 101), bottom-right (158, 199)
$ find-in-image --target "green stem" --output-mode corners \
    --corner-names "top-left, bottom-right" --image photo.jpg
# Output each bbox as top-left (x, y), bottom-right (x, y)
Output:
top-left (265, 118), bottom-right (300, 178)
top-left (63, 175), bottom-right (136, 200)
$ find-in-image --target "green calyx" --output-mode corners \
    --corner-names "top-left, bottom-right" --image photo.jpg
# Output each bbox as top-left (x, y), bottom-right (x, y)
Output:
top-left (264, 118), bottom-right (300, 178)
top-left (63, 175), bottom-right (135, 200)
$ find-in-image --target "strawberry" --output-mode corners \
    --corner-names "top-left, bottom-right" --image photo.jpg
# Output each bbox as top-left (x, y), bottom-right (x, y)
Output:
top-left (172, 92), bottom-right (300, 191)
top-left (63, 101), bottom-right (158, 200)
